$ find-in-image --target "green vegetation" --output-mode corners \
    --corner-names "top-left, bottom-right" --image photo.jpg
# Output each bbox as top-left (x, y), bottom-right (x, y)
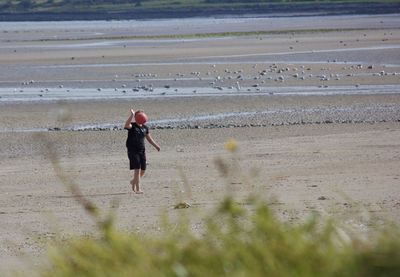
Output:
top-left (34, 139), bottom-right (400, 277)
top-left (0, 0), bottom-right (399, 13)
top-left (39, 196), bottom-right (400, 277)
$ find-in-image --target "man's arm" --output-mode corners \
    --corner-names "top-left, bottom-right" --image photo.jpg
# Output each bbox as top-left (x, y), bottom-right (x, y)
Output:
top-left (125, 107), bottom-right (135, 129)
top-left (146, 134), bottom-right (161, 151)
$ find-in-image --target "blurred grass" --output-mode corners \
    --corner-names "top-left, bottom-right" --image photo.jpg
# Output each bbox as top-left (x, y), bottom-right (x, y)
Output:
top-left (34, 138), bottom-right (400, 277)
top-left (39, 196), bottom-right (400, 277)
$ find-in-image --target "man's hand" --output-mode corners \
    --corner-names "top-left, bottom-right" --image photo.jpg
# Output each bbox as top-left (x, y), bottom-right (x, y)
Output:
top-left (130, 107), bottom-right (135, 115)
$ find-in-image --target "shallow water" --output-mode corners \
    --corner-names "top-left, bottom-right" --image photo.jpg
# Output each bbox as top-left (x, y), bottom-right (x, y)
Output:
top-left (1, 84), bottom-right (399, 104)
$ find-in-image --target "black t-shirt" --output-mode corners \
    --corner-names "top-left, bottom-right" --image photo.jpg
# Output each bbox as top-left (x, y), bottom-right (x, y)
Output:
top-left (125, 123), bottom-right (149, 151)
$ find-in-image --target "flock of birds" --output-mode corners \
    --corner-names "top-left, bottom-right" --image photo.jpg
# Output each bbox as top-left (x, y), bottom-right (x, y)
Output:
top-left (13, 61), bottom-right (396, 98)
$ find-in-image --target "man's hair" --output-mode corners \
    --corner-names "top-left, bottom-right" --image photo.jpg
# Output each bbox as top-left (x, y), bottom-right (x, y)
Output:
top-left (135, 110), bottom-right (144, 116)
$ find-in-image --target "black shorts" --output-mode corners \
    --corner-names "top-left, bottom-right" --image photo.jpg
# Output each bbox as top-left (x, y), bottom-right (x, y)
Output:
top-left (127, 150), bottom-right (146, 170)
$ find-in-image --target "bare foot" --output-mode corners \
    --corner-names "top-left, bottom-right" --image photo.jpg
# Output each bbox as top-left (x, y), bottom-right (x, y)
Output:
top-left (130, 181), bottom-right (135, 192)
top-left (135, 190), bottom-right (144, 194)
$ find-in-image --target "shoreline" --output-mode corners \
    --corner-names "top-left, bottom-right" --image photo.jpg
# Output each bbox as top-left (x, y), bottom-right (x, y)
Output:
top-left (1, 84), bottom-right (400, 105)
top-left (1, 104), bottom-right (399, 133)
top-left (1, 92), bottom-right (399, 134)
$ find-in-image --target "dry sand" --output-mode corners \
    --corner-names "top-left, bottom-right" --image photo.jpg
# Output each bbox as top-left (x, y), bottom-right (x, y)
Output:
top-left (0, 14), bottom-right (400, 276)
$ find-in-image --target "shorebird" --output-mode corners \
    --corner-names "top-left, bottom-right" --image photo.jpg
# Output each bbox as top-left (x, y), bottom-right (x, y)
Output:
top-left (236, 81), bottom-right (241, 91)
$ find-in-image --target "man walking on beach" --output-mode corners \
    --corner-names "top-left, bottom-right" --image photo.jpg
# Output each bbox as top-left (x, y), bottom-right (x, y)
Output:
top-left (125, 107), bottom-right (160, 193)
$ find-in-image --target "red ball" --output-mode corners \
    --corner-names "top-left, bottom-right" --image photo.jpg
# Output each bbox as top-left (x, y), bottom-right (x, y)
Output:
top-left (135, 112), bottom-right (147, 124)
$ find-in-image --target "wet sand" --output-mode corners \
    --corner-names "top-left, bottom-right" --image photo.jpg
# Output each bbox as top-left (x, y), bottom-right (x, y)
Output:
top-left (0, 14), bottom-right (400, 275)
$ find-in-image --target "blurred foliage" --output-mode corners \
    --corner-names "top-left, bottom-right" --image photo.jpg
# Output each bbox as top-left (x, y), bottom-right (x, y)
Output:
top-left (39, 195), bottom-right (400, 277)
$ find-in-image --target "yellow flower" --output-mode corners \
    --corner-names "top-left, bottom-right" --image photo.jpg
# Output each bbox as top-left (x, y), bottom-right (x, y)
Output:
top-left (225, 139), bottom-right (238, 152)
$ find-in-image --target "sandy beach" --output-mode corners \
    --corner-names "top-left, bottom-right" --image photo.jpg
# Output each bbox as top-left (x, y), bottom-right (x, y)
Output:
top-left (0, 14), bottom-right (400, 275)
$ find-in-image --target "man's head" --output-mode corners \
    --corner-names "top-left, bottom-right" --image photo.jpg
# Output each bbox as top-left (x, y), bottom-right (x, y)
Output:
top-left (135, 110), bottom-right (147, 125)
